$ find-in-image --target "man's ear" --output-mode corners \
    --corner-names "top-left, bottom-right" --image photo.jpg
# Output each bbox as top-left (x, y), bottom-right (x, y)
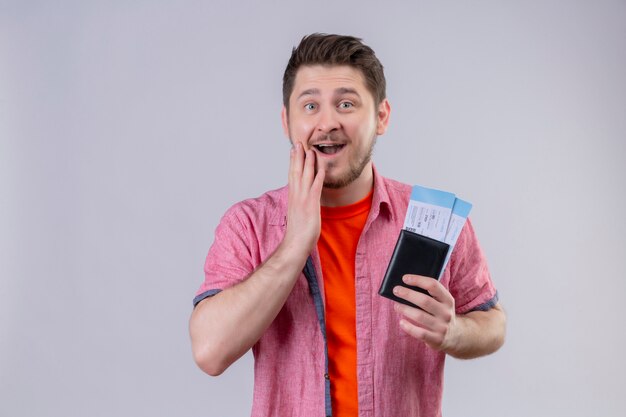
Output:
top-left (281, 106), bottom-right (290, 138)
top-left (376, 99), bottom-right (391, 135)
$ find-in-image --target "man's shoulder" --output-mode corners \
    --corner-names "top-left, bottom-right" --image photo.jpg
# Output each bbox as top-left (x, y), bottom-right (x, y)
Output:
top-left (222, 185), bottom-right (288, 227)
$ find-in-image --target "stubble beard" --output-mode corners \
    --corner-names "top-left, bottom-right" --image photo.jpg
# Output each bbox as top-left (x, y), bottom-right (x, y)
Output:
top-left (288, 124), bottom-right (378, 190)
top-left (321, 136), bottom-right (377, 189)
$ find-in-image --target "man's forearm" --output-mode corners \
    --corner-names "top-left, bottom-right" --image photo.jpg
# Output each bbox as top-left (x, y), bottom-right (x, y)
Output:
top-left (443, 304), bottom-right (507, 360)
top-left (190, 144), bottom-right (324, 376)
top-left (189, 243), bottom-right (308, 376)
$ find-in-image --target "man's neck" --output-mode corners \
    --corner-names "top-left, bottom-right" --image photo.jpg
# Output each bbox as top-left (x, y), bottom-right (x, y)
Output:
top-left (320, 164), bottom-right (374, 207)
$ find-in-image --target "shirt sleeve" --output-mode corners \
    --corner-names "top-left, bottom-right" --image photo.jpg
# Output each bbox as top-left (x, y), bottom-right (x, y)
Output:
top-left (447, 218), bottom-right (498, 314)
top-left (193, 204), bottom-right (257, 307)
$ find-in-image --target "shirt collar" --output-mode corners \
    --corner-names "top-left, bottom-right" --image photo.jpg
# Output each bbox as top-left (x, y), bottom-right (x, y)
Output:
top-left (370, 164), bottom-right (395, 223)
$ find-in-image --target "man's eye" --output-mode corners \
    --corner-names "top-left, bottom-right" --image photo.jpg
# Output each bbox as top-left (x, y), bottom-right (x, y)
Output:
top-left (304, 103), bottom-right (316, 111)
top-left (339, 102), bottom-right (353, 109)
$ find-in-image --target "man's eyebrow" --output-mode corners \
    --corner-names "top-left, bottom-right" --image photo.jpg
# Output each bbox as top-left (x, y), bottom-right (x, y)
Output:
top-left (297, 88), bottom-right (320, 100)
top-left (296, 87), bottom-right (361, 100)
top-left (335, 87), bottom-right (360, 96)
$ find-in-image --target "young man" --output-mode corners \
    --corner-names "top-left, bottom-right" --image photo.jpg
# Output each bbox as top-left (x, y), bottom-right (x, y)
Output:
top-left (190, 34), bottom-right (506, 417)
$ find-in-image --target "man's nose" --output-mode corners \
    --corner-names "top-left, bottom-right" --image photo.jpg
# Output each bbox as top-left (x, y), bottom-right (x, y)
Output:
top-left (316, 106), bottom-right (340, 133)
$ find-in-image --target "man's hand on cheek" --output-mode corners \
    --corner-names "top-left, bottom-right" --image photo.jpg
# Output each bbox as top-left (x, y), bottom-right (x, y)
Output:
top-left (392, 274), bottom-right (460, 353)
top-left (283, 143), bottom-right (325, 258)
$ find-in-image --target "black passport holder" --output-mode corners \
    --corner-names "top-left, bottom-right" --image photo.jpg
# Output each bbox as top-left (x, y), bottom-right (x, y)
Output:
top-left (378, 229), bottom-right (450, 308)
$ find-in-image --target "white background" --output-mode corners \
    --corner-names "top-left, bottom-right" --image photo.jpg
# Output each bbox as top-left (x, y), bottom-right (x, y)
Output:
top-left (1, 1), bottom-right (625, 416)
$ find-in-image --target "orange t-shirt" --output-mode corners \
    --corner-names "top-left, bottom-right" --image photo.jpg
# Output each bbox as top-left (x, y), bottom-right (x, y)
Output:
top-left (318, 190), bottom-right (373, 417)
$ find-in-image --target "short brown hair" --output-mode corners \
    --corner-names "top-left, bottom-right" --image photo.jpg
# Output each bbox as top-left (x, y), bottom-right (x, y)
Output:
top-left (282, 33), bottom-right (386, 111)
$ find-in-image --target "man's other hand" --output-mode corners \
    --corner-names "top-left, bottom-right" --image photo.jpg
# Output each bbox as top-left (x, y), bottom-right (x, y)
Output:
top-left (283, 142), bottom-right (325, 258)
top-left (393, 274), bottom-right (459, 352)
top-left (392, 274), bottom-right (506, 359)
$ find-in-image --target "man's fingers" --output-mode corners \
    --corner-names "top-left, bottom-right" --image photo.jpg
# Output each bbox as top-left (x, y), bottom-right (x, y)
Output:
top-left (302, 148), bottom-right (316, 186)
top-left (289, 143), bottom-right (320, 193)
top-left (394, 303), bottom-right (440, 332)
top-left (288, 145), bottom-right (297, 186)
top-left (402, 274), bottom-right (454, 306)
top-left (399, 320), bottom-right (445, 347)
top-left (289, 143), bottom-right (304, 187)
top-left (312, 164), bottom-right (325, 194)
top-left (393, 276), bottom-right (458, 351)
top-left (393, 284), bottom-right (450, 319)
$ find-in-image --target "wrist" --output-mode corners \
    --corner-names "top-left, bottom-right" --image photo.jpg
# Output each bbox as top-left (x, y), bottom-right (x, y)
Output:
top-left (441, 315), bottom-right (464, 356)
top-left (270, 237), bottom-right (311, 272)
top-left (280, 230), bottom-right (317, 260)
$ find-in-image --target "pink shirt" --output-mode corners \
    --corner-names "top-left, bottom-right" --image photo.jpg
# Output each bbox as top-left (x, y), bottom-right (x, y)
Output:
top-left (194, 167), bottom-right (498, 417)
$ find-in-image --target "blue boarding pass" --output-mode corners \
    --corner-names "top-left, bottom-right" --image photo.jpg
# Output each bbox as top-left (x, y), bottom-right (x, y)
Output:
top-left (403, 185), bottom-right (473, 277)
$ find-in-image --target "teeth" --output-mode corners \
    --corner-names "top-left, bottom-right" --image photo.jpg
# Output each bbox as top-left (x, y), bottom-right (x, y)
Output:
top-left (315, 144), bottom-right (343, 155)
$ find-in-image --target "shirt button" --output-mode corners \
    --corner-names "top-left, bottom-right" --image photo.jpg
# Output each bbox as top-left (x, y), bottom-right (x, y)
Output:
top-left (324, 373), bottom-right (329, 380)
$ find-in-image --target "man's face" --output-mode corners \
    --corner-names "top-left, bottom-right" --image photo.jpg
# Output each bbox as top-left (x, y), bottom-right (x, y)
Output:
top-left (282, 65), bottom-right (390, 189)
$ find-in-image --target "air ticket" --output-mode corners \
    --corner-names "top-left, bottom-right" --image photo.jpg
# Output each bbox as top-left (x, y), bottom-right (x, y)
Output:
top-left (439, 197), bottom-right (472, 275)
top-left (403, 185), bottom-right (472, 277)
top-left (403, 185), bottom-right (456, 241)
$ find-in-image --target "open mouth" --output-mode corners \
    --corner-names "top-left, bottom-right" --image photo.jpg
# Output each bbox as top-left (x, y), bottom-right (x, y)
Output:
top-left (313, 144), bottom-right (345, 155)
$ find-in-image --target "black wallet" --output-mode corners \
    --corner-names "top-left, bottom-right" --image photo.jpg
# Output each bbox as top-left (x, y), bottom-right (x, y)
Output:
top-left (378, 229), bottom-right (450, 308)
